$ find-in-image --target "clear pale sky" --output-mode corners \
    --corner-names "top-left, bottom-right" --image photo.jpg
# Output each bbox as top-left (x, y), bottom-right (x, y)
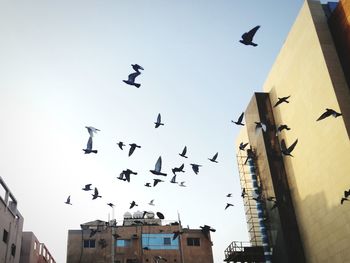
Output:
top-left (0, 0), bottom-right (320, 262)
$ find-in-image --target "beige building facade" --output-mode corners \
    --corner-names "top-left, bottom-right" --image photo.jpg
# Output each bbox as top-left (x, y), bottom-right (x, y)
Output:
top-left (225, 1), bottom-right (350, 262)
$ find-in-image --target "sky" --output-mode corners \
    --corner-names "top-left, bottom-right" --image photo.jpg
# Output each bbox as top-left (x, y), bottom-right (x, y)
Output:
top-left (0, 0), bottom-right (314, 262)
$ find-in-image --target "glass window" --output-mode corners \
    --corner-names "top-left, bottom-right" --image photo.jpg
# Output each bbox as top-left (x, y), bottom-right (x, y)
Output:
top-left (11, 244), bottom-right (16, 256)
top-left (164, 237), bottom-right (171, 245)
top-left (116, 239), bottom-right (131, 247)
top-left (34, 242), bottom-right (37, 250)
top-left (3, 230), bottom-right (8, 243)
top-left (187, 238), bottom-right (200, 246)
top-left (83, 239), bottom-right (95, 248)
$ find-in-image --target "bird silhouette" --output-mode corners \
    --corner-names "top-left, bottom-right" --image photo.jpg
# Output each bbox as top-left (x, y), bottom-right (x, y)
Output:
top-left (241, 188), bottom-right (247, 198)
top-left (273, 96), bottom-right (290, 107)
top-left (239, 142), bottom-right (249, 151)
top-left (117, 141), bottom-right (125, 150)
top-left (200, 225), bottom-right (216, 239)
top-left (255, 121), bottom-right (267, 132)
top-left (121, 169), bottom-right (137, 183)
top-left (179, 146), bottom-right (188, 158)
top-left (231, 112), bottom-right (245, 126)
top-left (153, 178), bottom-right (164, 187)
top-left (117, 172), bottom-right (126, 181)
top-left (83, 137), bottom-right (98, 154)
top-left (276, 124), bottom-right (291, 134)
top-left (123, 64), bottom-right (144, 88)
top-left (92, 187), bottom-right (102, 200)
top-left (150, 156), bottom-right (167, 176)
top-left (226, 193), bottom-right (232, 197)
top-left (128, 143), bottom-right (141, 157)
top-left (65, 195), bottom-right (72, 205)
top-left (317, 108), bottom-right (342, 121)
top-left (82, 184), bottom-right (92, 191)
top-left (172, 164), bottom-right (185, 175)
top-left (239, 25), bottom-right (260, 46)
top-left (225, 203), bottom-right (234, 210)
top-left (130, 201), bottom-right (138, 209)
top-left (179, 181), bottom-right (186, 187)
top-left (190, 163), bottom-right (202, 174)
top-left (107, 203), bottom-right (115, 208)
top-left (208, 152), bottom-right (219, 163)
top-left (280, 138), bottom-right (298, 157)
top-left (85, 126), bottom-right (100, 137)
top-left (148, 199), bottom-right (155, 206)
top-left (154, 113), bottom-right (164, 128)
top-left (170, 175), bottom-right (178, 184)
top-left (144, 182), bottom-right (152, 187)
top-left (90, 229), bottom-right (98, 237)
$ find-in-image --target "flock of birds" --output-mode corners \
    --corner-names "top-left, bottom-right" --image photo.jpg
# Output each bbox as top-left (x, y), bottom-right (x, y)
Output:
top-left (63, 24), bottom-right (346, 254)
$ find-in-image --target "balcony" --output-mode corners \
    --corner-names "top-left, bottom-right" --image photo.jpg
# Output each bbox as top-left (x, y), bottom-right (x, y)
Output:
top-left (224, 241), bottom-right (264, 263)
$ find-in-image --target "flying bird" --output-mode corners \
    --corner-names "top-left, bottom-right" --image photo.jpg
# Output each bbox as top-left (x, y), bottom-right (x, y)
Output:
top-left (276, 124), bottom-right (291, 134)
top-left (241, 188), bottom-right (247, 198)
top-left (148, 199), bottom-right (155, 206)
top-left (172, 164), bottom-right (185, 175)
top-left (85, 126), bottom-right (100, 137)
top-left (273, 96), bottom-right (290, 107)
top-left (170, 175), bottom-right (177, 184)
top-left (200, 225), bottom-right (216, 239)
top-left (150, 156), bottom-right (167, 176)
top-left (225, 203), bottom-right (234, 210)
top-left (172, 230), bottom-right (183, 240)
top-left (154, 113), bottom-right (164, 128)
top-left (130, 201), bottom-right (138, 209)
top-left (153, 178), bottom-right (164, 187)
top-left (190, 163), bottom-right (202, 175)
top-left (179, 181), bottom-right (186, 187)
top-left (239, 142), bottom-right (249, 151)
top-left (144, 182), bottom-right (152, 187)
top-left (83, 137), bottom-right (98, 154)
top-left (280, 138), bottom-right (298, 157)
top-left (128, 143), bottom-right (141, 157)
top-left (92, 187), bottom-right (102, 200)
top-left (107, 203), bottom-right (115, 208)
top-left (316, 108), bottom-right (342, 121)
top-left (117, 141), bottom-right (126, 150)
top-left (208, 152), bottom-right (219, 163)
top-left (82, 184), bottom-right (92, 191)
top-left (121, 169), bottom-right (137, 182)
top-left (179, 146), bottom-right (188, 158)
top-left (64, 195), bottom-right (72, 205)
top-left (231, 112), bottom-right (245, 126)
top-left (226, 193), bottom-right (232, 197)
top-left (344, 189), bottom-right (350, 198)
top-left (123, 64), bottom-right (144, 88)
top-left (239, 25), bottom-right (260, 46)
top-left (255, 121), bottom-right (267, 132)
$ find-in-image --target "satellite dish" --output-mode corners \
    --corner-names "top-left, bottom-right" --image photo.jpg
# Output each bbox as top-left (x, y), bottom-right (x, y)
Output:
top-left (156, 212), bottom-right (165, 219)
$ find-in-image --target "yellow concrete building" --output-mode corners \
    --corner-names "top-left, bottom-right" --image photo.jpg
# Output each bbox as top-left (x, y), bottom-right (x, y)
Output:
top-left (225, 1), bottom-right (350, 263)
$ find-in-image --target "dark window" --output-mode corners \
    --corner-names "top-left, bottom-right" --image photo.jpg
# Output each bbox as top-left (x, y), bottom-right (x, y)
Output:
top-left (11, 244), bottom-right (16, 256)
top-left (83, 239), bottom-right (95, 248)
top-left (164, 237), bottom-right (171, 245)
top-left (3, 230), bottom-right (8, 243)
top-left (187, 237), bottom-right (200, 246)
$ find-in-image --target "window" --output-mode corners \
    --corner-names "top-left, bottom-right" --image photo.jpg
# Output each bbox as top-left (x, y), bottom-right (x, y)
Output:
top-left (83, 239), bottom-right (96, 248)
top-left (187, 238), bottom-right (200, 246)
top-left (11, 244), bottom-right (16, 256)
top-left (34, 242), bottom-right (37, 250)
top-left (164, 237), bottom-right (171, 245)
top-left (3, 229), bottom-right (8, 243)
top-left (116, 239), bottom-right (131, 247)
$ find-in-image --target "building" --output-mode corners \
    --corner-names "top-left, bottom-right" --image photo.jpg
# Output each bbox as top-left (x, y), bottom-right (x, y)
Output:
top-left (20, 232), bottom-right (56, 263)
top-left (225, 0), bottom-right (350, 263)
top-left (0, 177), bottom-right (24, 263)
top-left (0, 177), bottom-right (56, 263)
top-left (67, 211), bottom-right (214, 263)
